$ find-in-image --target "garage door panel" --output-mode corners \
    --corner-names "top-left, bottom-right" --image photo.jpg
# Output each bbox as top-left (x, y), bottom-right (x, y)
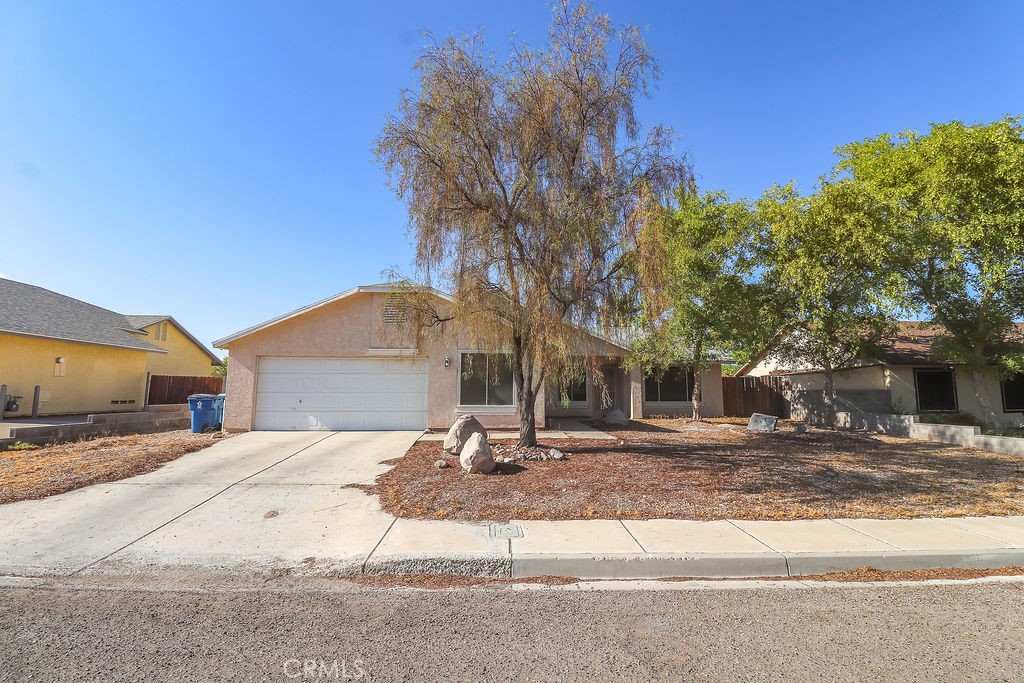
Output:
top-left (254, 357), bottom-right (428, 431)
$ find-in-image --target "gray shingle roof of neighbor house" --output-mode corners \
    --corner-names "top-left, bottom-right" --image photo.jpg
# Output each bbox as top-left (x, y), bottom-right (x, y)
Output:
top-left (124, 314), bottom-right (168, 329)
top-left (0, 278), bottom-right (168, 353)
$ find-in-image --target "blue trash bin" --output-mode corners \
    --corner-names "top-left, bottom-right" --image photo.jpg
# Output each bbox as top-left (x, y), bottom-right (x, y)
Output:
top-left (213, 394), bottom-right (226, 430)
top-left (188, 394), bottom-right (220, 433)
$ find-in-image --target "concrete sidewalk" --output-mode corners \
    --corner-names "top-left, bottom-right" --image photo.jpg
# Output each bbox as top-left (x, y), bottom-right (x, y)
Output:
top-left (357, 515), bottom-right (1024, 579)
top-left (2, 429), bottom-right (1024, 580)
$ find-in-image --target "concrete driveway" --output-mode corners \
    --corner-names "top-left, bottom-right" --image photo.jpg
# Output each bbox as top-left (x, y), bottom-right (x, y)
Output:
top-left (0, 431), bottom-right (423, 576)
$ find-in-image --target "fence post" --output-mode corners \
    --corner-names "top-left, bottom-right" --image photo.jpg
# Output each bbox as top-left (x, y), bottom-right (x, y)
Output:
top-left (31, 385), bottom-right (41, 418)
top-left (0, 384), bottom-right (6, 421)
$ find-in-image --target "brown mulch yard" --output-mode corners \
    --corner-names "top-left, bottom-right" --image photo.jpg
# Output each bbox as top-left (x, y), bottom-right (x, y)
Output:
top-left (0, 431), bottom-right (225, 504)
top-left (363, 419), bottom-right (1024, 522)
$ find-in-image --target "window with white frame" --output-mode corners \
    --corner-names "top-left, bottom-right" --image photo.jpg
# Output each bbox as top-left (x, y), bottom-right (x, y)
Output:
top-left (459, 353), bottom-right (514, 406)
top-left (644, 366), bottom-right (695, 402)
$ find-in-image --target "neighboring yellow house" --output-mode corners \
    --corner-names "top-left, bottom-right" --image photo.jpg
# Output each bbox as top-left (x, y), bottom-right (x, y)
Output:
top-left (0, 279), bottom-right (221, 417)
top-left (125, 315), bottom-right (223, 377)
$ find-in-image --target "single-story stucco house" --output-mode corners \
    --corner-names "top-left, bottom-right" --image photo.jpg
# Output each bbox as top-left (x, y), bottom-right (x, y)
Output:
top-left (737, 322), bottom-right (1024, 427)
top-left (0, 278), bottom-right (223, 417)
top-left (213, 283), bottom-right (726, 432)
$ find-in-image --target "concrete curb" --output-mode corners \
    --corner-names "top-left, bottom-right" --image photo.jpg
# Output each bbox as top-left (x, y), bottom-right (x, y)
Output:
top-left (362, 553), bottom-right (512, 578)
top-left (383, 548), bottom-right (1024, 580)
top-left (511, 552), bottom-right (789, 579)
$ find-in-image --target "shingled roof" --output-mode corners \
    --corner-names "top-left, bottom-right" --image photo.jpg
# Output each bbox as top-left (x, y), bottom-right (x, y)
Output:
top-left (880, 321), bottom-right (1024, 365)
top-left (0, 278), bottom-right (166, 353)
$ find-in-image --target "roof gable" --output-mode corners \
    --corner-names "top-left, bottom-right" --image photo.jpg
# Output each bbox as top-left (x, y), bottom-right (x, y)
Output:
top-left (213, 283), bottom-right (453, 348)
top-left (126, 314), bottom-right (223, 365)
top-left (213, 282), bottom-right (633, 353)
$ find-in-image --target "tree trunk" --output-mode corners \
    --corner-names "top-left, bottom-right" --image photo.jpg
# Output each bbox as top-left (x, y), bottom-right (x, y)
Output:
top-left (971, 367), bottom-right (998, 425)
top-left (518, 387), bottom-right (539, 447)
top-left (691, 338), bottom-right (703, 421)
top-left (511, 330), bottom-right (539, 447)
top-left (822, 358), bottom-right (837, 427)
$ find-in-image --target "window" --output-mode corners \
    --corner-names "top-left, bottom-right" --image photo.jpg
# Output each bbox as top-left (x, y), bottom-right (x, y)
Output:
top-left (644, 366), bottom-right (695, 402)
top-left (459, 353), bottom-right (514, 406)
top-left (1003, 373), bottom-right (1024, 412)
top-left (914, 368), bottom-right (958, 412)
top-left (559, 376), bottom-right (587, 403)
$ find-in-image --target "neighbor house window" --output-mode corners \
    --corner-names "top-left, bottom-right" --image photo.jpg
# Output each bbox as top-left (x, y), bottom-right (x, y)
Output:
top-left (644, 367), bottom-right (695, 402)
top-left (459, 353), bottom-right (514, 406)
top-left (559, 376), bottom-right (587, 403)
top-left (1002, 373), bottom-right (1024, 412)
top-left (914, 368), bottom-right (958, 412)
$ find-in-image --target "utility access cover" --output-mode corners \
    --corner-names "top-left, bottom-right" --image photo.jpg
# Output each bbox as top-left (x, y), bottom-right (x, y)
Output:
top-left (489, 523), bottom-right (524, 539)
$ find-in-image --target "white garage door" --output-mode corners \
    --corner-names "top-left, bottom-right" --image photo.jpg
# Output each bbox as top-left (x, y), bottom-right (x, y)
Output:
top-left (254, 357), bottom-right (428, 430)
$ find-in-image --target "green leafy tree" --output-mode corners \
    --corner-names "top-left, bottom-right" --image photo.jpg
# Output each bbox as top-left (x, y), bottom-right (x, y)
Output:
top-left (838, 117), bottom-right (1024, 420)
top-left (628, 189), bottom-right (781, 420)
top-left (757, 180), bottom-right (897, 425)
top-left (211, 356), bottom-right (228, 377)
top-left (376, 1), bottom-right (686, 445)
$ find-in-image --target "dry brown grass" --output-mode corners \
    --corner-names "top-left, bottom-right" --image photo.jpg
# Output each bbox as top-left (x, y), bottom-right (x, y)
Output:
top-left (365, 419), bottom-right (1024, 522)
top-left (0, 430), bottom-right (225, 504)
top-left (343, 566), bottom-right (1024, 589)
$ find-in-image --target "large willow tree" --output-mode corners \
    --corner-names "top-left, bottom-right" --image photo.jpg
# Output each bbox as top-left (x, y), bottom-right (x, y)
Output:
top-left (376, 1), bottom-right (686, 446)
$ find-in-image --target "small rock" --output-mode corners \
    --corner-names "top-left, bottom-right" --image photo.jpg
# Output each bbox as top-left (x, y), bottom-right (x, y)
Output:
top-left (435, 459), bottom-right (450, 469)
top-left (548, 448), bottom-right (566, 461)
top-left (794, 423), bottom-right (807, 434)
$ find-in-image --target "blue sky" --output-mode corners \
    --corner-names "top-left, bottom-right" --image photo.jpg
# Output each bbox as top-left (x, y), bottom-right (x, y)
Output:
top-left (2, 0), bottom-right (1022, 354)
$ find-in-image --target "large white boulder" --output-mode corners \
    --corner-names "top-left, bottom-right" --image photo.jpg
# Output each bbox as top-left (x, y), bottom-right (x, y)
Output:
top-left (459, 432), bottom-right (496, 474)
top-left (603, 409), bottom-right (628, 426)
top-left (443, 414), bottom-right (488, 455)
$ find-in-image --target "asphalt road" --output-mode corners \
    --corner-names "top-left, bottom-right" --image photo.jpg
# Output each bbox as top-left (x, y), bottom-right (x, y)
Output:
top-left (2, 579), bottom-right (1023, 682)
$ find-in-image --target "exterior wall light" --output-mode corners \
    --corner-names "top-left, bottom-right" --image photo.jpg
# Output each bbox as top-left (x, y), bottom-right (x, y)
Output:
top-left (55, 357), bottom-right (65, 363)
top-left (444, 356), bottom-right (450, 368)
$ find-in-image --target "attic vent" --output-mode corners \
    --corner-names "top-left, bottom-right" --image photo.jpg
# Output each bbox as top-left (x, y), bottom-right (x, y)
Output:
top-left (383, 296), bottom-right (409, 325)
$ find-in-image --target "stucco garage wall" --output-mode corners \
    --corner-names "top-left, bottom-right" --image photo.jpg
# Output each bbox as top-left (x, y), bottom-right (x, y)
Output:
top-left (0, 333), bottom-right (147, 416)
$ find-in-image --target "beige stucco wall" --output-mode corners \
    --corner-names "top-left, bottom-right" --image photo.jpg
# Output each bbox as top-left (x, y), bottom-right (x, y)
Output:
top-left (782, 364), bottom-right (1022, 427)
top-left (219, 291), bottom-right (557, 432)
top-left (0, 332), bottom-right (147, 416)
top-left (786, 365), bottom-right (887, 393)
top-left (640, 364), bottom-right (725, 418)
top-left (886, 365), bottom-right (1020, 426)
top-left (138, 321), bottom-right (218, 376)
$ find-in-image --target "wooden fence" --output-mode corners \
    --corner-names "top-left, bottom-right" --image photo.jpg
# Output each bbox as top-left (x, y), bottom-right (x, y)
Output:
top-left (148, 375), bottom-right (224, 405)
top-left (721, 375), bottom-right (788, 418)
